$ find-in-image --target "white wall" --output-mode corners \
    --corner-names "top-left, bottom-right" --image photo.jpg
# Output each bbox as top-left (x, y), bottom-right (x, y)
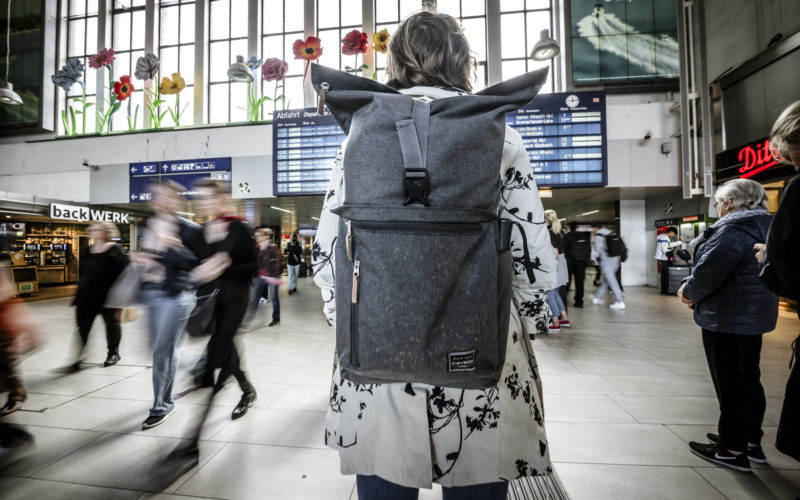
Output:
top-left (619, 199), bottom-right (647, 286)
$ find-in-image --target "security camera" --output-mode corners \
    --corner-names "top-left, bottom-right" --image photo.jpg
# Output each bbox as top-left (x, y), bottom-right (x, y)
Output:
top-left (640, 131), bottom-right (652, 146)
top-left (82, 160), bottom-right (98, 171)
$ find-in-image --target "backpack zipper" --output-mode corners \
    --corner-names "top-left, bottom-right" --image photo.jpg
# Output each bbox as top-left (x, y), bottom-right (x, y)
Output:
top-left (351, 260), bottom-right (360, 303)
top-left (352, 221), bottom-right (482, 234)
top-left (318, 82), bottom-right (330, 115)
top-left (346, 220), bottom-right (353, 261)
top-left (350, 259), bottom-right (360, 367)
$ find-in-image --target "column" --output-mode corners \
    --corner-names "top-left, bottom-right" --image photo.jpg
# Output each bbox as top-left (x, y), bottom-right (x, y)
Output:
top-left (619, 199), bottom-right (648, 287)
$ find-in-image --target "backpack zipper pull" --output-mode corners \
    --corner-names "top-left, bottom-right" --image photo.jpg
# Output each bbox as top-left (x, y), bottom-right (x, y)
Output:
top-left (318, 82), bottom-right (329, 115)
top-left (346, 220), bottom-right (353, 261)
top-left (351, 260), bottom-right (360, 303)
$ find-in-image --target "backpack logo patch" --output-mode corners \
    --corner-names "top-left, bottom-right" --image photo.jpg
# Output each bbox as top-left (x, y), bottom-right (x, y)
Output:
top-left (448, 350), bottom-right (477, 372)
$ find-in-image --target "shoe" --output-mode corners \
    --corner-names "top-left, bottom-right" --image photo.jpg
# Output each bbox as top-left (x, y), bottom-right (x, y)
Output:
top-left (610, 301), bottom-right (626, 310)
top-left (0, 399), bottom-right (23, 417)
top-left (559, 320), bottom-right (571, 328)
top-left (547, 324), bottom-right (561, 334)
top-left (573, 302), bottom-right (583, 308)
top-left (591, 296), bottom-right (605, 305)
top-left (142, 407), bottom-right (176, 430)
top-left (104, 353), bottom-right (121, 367)
top-left (268, 320), bottom-right (279, 327)
top-left (287, 290), bottom-right (293, 295)
top-left (232, 391), bottom-right (257, 420)
top-left (706, 433), bottom-right (767, 464)
top-left (689, 441), bottom-right (751, 472)
top-left (56, 361), bottom-right (82, 374)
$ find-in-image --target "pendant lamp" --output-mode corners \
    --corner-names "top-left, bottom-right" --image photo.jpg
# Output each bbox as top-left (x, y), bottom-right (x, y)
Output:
top-left (530, 29), bottom-right (560, 61)
top-left (0, 0), bottom-right (22, 106)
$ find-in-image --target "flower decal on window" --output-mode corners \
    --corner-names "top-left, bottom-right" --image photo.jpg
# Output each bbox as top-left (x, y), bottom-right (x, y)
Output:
top-left (134, 53), bottom-right (160, 80)
top-left (89, 48), bottom-right (116, 69)
top-left (113, 76), bottom-right (134, 101)
top-left (262, 58), bottom-right (289, 82)
top-left (293, 36), bottom-right (323, 61)
top-left (160, 73), bottom-right (186, 95)
top-left (51, 58), bottom-right (85, 91)
top-left (373, 29), bottom-right (390, 54)
top-left (341, 30), bottom-right (368, 56)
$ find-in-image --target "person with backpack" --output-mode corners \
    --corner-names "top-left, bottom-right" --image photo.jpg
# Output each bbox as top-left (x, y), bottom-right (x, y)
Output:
top-left (563, 221), bottom-right (591, 308)
top-left (590, 222), bottom-right (626, 309)
top-left (677, 178), bottom-right (777, 472)
top-left (655, 226), bottom-right (678, 294)
top-left (284, 233), bottom-right (303, 295)
top-left (311, 10), bottom-right (563, 500)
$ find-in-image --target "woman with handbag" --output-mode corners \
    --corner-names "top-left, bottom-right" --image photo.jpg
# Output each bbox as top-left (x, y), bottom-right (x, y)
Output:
top-left (545, 210), bottom-right (570, 333)
top-left (66, 221), bottom-right (128, 371)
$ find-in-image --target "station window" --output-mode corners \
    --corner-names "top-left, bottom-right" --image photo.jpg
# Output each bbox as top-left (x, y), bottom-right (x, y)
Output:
top-left (315, 0), bottom-right (364, 75)
top-left (64, 0), bottom-right (100, 134)
top-left (207, 0), bottom-right (248, 124)
top-left (261, 0), bottom-right (305, 119)
top-left (435, 0), bottom-right (488, 91)
top-left (157, 0), bottom-right (195, 126)
top-left (499, 0), bottom-right (554, 93)
top-left (372, 0), bottom-right (421, 83)
top-left (110, 1), bottom-right (147, 131)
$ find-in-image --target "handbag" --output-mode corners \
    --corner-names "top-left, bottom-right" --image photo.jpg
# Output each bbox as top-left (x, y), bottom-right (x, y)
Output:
top-left (105, 262), bottom-right (144, 308)
top-left (186, 288), bottom-right (218, 338)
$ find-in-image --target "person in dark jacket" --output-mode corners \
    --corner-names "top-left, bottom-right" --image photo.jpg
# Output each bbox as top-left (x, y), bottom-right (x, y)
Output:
top-left (69, 221), bottom-right (128, 369)
top-left (563, 221), bottom-right (591, 308)
top-left (262, 228), bottom-right (284, 326)
top-left (678, 178), bottom-right (778, 473)
top-left (284, 233), bottom-right (302, 294)
top-left (136, 181), bottom-right (205, 431)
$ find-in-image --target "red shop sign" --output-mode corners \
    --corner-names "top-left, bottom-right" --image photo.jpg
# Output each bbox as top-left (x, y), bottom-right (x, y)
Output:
top-left (737, 139), bottom-right (778, 179)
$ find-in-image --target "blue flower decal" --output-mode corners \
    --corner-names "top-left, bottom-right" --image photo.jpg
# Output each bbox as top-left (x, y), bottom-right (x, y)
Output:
top-left (51, 58), bottom-right (85, 92)
top-left (246, 56), bottom-right (263, 74)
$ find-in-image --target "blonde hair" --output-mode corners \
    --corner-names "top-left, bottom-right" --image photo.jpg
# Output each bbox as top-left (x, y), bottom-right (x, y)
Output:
top-left (770, 100), bottom-right (800, 162)
top-left (386, 11), bottom-right (473, 92)
top-left (90, 221), bottom-right (120, 241)
top-left (544, 209), bottom-right (561, 233)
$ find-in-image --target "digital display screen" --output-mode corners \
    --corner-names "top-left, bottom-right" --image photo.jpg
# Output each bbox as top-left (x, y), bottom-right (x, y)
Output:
top-left (129, 158), bottom-right (232, 202)
top-left (272, 108), bottom-right (346, 196)
top-left (506, 91), bottom-right (607, 187)
top-left (570, 0), bottom-right (679, 84)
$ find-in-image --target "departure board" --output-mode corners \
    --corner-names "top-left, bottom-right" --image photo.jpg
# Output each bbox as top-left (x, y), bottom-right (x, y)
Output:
top-left (273, 108), bottom-right (346, 196)
top-left (506, 91), bottom-right (607, 187)
top-left (129, 157), bottom-right (231, 202)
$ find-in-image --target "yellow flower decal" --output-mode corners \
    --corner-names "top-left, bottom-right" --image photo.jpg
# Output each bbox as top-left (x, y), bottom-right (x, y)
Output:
top-left (160, 72), bottom-right (186, 95)
top-left (373, 29), bottom-right (390, 54)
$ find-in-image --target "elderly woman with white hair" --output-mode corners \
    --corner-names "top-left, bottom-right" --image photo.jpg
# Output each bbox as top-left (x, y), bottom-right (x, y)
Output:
top-left (677, 178), bottom-right (778, 473)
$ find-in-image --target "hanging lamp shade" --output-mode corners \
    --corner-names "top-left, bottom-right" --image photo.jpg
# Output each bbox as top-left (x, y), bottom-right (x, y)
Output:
top-left (0, 81), bottom-right (22, 105)
top-left (227, 55), bottom-right (254, 82)
top-left (530, 29), bottom-right (560, 61)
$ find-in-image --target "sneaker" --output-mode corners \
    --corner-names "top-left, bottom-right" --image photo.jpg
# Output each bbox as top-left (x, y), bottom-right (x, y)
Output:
top-left (591, 296), bottom-right (605, 305)
top-left (573, 302), bottom-right (583, 308)
top-left (268, 320), bottom-right (279, 327)
top-left (706, 433), bottom-right (767, 464)
top-left (559, 320), bottom-right (571, 328)
top-left (610, 301), bottom-right (626, 310)
top-left (547, 325), bottom-right (561, 334)
top-left (142, 408), bottom-right (176, 430)
top-left (287, 290), bottom-right (293, 295)
top-left (689, 441), bottom-right (752, 472)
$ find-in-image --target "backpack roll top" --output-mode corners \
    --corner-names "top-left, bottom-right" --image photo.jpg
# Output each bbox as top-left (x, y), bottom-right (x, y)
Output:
top-left (312, 65), bottom-right (548, 389)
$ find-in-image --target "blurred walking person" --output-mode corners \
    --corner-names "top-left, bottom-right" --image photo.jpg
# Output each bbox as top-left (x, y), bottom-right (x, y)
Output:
top-left (563, 221), bottom-right (590, 308)
top-left (262, 228), bottom-right (283, 327)
top-left (590, 222), bottom-right (625, 309)
top-left (285, 233), bottom-right (302, 295)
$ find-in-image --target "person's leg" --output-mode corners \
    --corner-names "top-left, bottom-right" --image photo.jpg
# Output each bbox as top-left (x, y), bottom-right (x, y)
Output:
top-left (558, 284), bottom-right (568, 312)
top-left (554, 290), bottom-right (568, 320)
top-left (249, 279), bottom-right (265, 315)
top-left (100, 308), bottom-right (122, 356)
top-left (288, 265), bottom-right (298, 291)
top-left (702, 329), bottom-right (748, 453)
top-left (603, 263), bottom-right (624, 303)
top-left (356, 475), bottom-right (419, 500)
top-left (659, 260), bottom-right (669, 293)
top-left (269, 283), bottom-right (280, 322)
top-left (616, 265), bottom-right (624, 292)
top-left (74, 305), bottom-right (97, 358)
top-left (442, 481), bottom-right (509, 500)
top-left (574, 264), bottom-right (586, 306)
top-left (742, 334), bottom-right (766, 447)
top-left (545, 290), bottom-right (560, 326)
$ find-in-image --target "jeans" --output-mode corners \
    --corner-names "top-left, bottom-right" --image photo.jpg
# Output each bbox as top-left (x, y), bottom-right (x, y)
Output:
top-left (356, 475), bottom-right (508, 500)
top-left (658, 260), bottom-right (670, 293)
top-left (142, 288), bottom-right (196, 417)
top-left (568, 262), bottom-right (586, 305)
top-left (268, 283), bottom-right (280, 321)
top-left (287, 264), bottom-right (300, 291)
top-left (594, 261), bottom-right (623, 303)
top-left (702, 329), bottom-right (766, 452)
top-left (546, 288), bottom-right (566, 318)
top-left (249, 278), bottom-right (267, 315)
top-left (75, 306), bottom-right (121, 356)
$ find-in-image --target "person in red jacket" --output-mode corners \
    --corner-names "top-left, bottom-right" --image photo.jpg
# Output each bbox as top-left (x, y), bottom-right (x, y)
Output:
top-left (258, 228), bottom-right (284, 326)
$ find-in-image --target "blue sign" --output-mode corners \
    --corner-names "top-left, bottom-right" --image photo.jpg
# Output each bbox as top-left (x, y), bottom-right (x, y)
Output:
top-left (129, 157), bottom-right (232, 202)
top-left (506, 91), bottom-right (607, 187)
top-left (272, 108), bottom-right (344, 196)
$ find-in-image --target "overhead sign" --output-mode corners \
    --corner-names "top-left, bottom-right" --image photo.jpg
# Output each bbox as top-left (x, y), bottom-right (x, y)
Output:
top-left (272, 108), bottom-right (345, 196)
top-left (129, 157), bottom-right (232, 202)
top-left (715, 137), bottom-right (794, 184)
top-left (50, 203), bottom-right (130, 223)
top-left (506, 91), bottom-right (607, 187)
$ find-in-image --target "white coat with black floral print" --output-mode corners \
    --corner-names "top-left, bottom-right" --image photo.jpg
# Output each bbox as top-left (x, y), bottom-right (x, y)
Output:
top-left (312, 86), bottom-right (559, 490)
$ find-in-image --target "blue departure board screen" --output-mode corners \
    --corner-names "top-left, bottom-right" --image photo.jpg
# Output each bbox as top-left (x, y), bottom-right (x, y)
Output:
top-left (505, 91), bottom-right (607, 187)
top-left (129, 157), bottom-right (232, 202)
top-left (273, 108), bottom-right (346, 196)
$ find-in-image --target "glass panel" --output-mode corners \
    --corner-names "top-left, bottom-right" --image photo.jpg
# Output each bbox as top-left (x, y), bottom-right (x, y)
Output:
top-left (130, 49), bottom-right (145, 74)
top-left (285, 1), bottom-right (304, 32)
top-left (263, 35), bottom-right (283, 61)
top-left (501, 13), bottom-right (525, 59)
top-left (176, 90), bottom-right (193, 125)
top-left (209, 0), bottom-right (230, 39)
top-left (87, 0), bottom-right (98, 15)
top-left (160, 6), bottom-right (179, 46)
top-left (85, 59), bottom-right (96, 94)
top-left (525, 11), bottom-right (550, 56)
top-left (113, 12), bottom-right (131, 51)
top-left (180, 4), bottom-right (195, 44)
top-left (180, 45), bottom-right (195, 84)
top-left (502, 59), bottom-right (527, 80)
top-left (317, 29), bottom-right (342, 70)
top-left (376, 0), bottom-right (398, 24)
top-left (526, 0), bottom-right (550, 9)
top-left (231, 38), bottom-right (247, 61)
top-left (132, 10), bottom-right (146, 49)
top-left (209, 41), bottom-right (229, 82)
top-left (318, 0), bottom-right (339, 29)
top-left (160, 46), bottom-right (178, 78)
top-left (86, 17), bottom-right (97, 54)
top-left (341, 0), bottom-right (362, 27)
top-left (283, 75), bottom-right (304, 110)
top-left (500, 0), bottom-right (524, 11)
top-left (435, 0), bottom-right (460, 17)
top-left (399, 0), bottom-right (419, 19)
top-left (472, 63), bottom-right (486, 91)
top-left (68, 19), bottom-right (85, 56)
top-left (208, 83), bottom-right (229, 123)
top-left (114, 51), bottom-right (131, 77)
top-left (69, 0), bottom-right (86, 17)
top-left (230, 0), bottom-right (248, 38)
top-left (263, 0), bottom-right (284, 34)
top-left (462, 17), bottom-right (485, 60)
top-left (230, 82), bottom-right (247, 121)
top-left (461, 0), bottom-right (485, 17)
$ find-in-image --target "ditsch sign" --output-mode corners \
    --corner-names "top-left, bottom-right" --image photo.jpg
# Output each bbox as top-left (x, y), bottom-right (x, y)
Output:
top-left (50, 203), bottom-right (130, 223)
top-left (737, 139), bottom-right (778, 179)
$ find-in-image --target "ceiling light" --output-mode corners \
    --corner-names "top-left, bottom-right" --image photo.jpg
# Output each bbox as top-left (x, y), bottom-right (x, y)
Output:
top-left (0, 0), bottom-right (22, 106)
top-left (227, 55), bottom-right (254, 83)
top-left (5, 215), bottom-right (10, 218)
top-left (538, 189), bottom-right (552, 198)
top-left (530, 29), bottom-right (560, 61)
top-left (558, 218), bottom-right (566, 221)
top-left (0, 209), bottom-right (44, 217)
top-left (270, 206), bottom-right (292, 213)
top-left (580, 210), bottom-right (599, 216)
top-left (176, 211), bottom-right (195, 217)
top-left (311, 217), bottom-right (320, 221)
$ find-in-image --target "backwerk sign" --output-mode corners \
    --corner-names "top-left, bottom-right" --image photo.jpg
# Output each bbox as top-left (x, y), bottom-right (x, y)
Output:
top-left (50, 203), bottom-right (130, 223)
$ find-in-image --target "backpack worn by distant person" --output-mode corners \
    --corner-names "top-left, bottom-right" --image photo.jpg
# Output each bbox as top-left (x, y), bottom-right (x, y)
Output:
top-left (312, 64), bottom-right (547, 389)
top-left (605, 233), bottom-right (628, 262)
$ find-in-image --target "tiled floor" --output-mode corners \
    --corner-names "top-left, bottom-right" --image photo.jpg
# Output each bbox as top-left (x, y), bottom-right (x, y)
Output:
top-left (1, 280), bottom-right (799, 499)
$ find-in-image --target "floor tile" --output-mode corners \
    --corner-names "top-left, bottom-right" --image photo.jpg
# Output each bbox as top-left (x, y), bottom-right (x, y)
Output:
top-left (694, 467), bottom-right (800, 499)
top-left (1, 426), bottom-right (103, 477)
top-left (612, 396), bottom-right (720, 424)
top-left (541, 374), bottom-right (623, 395)
top-left (0, 476), bottom-right (142, 500)
top-left (601, 375), bottom-right (717, 397)
top-left (569, 358), bottom-right (677, 375)
top-left (208, 408), bottom-right (327, 449)
top-left (543, 395), bottom-right (637, 423)
top-left (268, 384), bottom-right (330, 412)
top-left (2, 396), bottom-right (142, 431)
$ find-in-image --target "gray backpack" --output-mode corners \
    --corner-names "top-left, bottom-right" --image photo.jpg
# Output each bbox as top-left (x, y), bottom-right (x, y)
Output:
top-left (311, 65), bottom-right (547, 389)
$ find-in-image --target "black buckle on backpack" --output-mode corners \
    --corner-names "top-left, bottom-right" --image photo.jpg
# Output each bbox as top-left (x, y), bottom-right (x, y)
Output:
top-left (403, 169), bottom-right (430, 207)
